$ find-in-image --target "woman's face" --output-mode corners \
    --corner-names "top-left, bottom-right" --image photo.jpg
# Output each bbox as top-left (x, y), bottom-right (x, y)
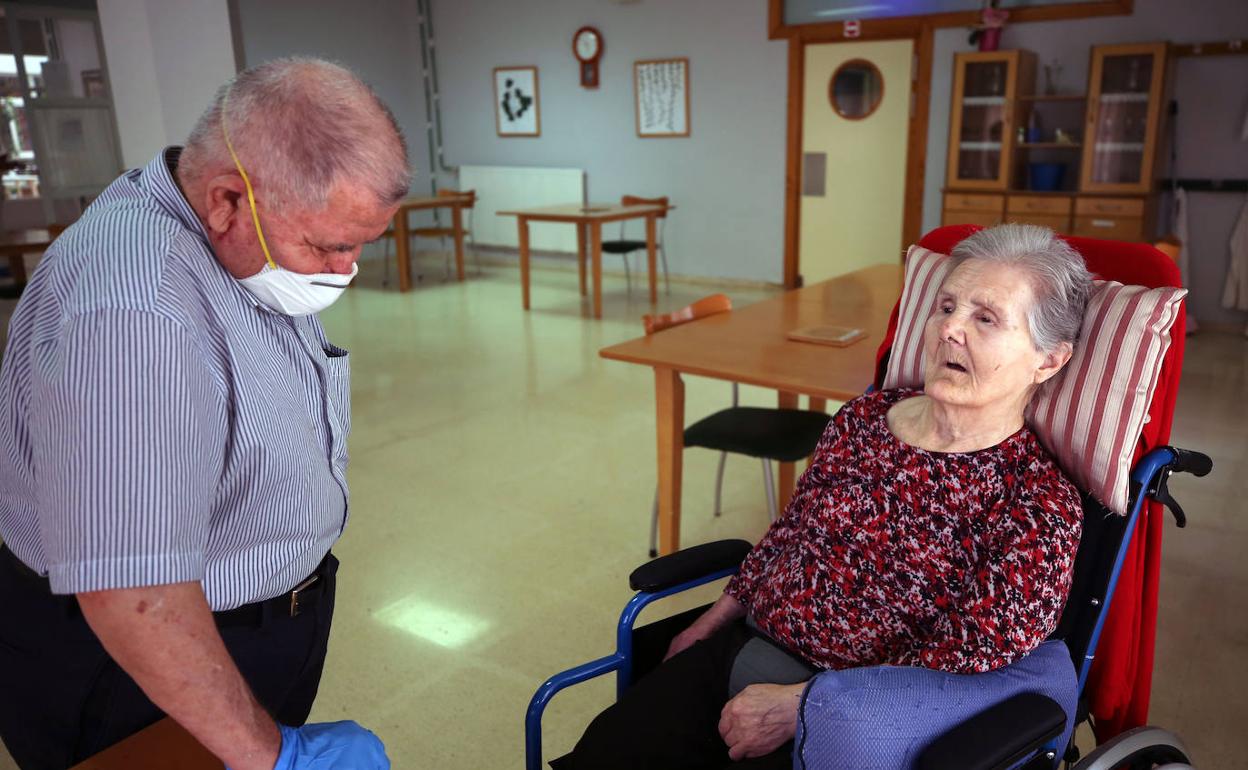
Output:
top-left (922, 259), bottom-right (1067, 412)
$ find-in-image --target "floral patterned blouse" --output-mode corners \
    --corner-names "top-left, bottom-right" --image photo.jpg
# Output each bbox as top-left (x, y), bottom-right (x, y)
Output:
top-left (725, 388), bottom-right (1082, 675)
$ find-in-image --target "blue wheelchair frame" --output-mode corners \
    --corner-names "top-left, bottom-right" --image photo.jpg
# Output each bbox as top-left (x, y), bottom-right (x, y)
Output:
top-left (523, 444), bottom-right (1201, 770)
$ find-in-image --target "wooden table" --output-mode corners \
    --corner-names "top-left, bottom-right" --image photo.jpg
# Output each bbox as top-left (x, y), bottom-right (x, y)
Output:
top-left (497, 203), bottom-right (668, 319)
top-left (71, 718), bottom-right (220, 769)
top-left (599, 264), bottom-right (903, 555)
top-left (392, 194), bottom-right (474, 291)
top-left (0, 228), bottom-right (55, 285)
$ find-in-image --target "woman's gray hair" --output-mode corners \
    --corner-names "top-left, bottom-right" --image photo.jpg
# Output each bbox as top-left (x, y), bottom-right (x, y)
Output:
top-left (949, 223), bottom-right (1094, 353)
top-left (180, 57), bottom-right (410, 213)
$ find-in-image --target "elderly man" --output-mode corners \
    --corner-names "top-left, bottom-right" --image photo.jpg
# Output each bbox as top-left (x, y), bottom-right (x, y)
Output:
top-left (0, 58), bottom-right (404, 769)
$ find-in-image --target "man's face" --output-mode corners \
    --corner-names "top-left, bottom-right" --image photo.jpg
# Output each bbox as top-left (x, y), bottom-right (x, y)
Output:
top-left (244, 181), bottom-right (397, 276)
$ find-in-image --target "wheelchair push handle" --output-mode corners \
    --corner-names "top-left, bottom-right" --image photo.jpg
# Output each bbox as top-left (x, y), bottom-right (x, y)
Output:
top-left (1167, 446), bottom-right (1212, 478)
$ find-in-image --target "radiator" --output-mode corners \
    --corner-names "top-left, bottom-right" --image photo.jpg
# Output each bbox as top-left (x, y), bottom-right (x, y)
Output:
top-left (458, 165), bottom-right (585, 253)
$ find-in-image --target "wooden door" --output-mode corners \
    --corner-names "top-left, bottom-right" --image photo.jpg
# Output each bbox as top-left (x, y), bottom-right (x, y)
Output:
top-left (799, 39), bottom-right (912, 285)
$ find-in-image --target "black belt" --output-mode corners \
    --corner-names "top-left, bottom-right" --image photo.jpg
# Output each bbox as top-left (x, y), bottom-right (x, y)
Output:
top-left (0, 544), bottom-right (331, 628)
top-left (214, 553), bottom-right (334, 628)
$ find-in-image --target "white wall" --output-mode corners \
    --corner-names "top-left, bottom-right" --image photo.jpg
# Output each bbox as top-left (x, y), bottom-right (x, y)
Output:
top-left (97, 0), bottom-right (236, 168)
top-left (233, 0), bottom-right (788, 283)
top-left (433, 0), bottom-right (788, 283)
top-left (920, 0), bottom-right (1248, 326)
top-left (232, 0), bottom-right (426, 197)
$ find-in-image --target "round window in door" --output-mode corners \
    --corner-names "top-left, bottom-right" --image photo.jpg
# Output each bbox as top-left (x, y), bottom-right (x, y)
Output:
top-left (829, 59), bottom-right (884, 120)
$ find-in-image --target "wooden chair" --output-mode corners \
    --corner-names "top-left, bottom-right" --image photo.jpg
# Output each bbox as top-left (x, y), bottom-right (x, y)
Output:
top-left (641, 294), bottom-right (832, 556)
top-left (412, 188), bottom-right (478, 279)
top-left (1152, 235), bottom-right (1181, 263)
top-left (603, 195), bottom-right (670, 295)
top-left (381, 189), bottom-right (478, 286)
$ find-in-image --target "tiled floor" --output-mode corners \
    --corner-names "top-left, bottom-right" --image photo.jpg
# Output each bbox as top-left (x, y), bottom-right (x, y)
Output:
top-left (1, 252), bottom-right (1245, 768)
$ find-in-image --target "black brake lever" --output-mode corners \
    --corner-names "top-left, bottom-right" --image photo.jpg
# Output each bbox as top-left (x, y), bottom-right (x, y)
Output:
top-left (1151, 468), bottom-right (1187, 528)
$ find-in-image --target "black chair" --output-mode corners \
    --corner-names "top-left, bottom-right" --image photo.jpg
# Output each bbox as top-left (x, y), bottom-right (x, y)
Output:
top-left (642, 295), bottom-right (831, 556)
top-left (603, 194), bottom-right (670, 295)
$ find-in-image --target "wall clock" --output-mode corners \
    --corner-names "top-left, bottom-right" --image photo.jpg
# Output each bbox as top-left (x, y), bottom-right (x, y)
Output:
top-left (573, 26), bottom-right (603, 88)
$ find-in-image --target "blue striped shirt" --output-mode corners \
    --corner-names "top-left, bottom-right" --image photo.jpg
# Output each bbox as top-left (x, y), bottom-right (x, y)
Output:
top-left (0, 148), bottom-right (350, 611)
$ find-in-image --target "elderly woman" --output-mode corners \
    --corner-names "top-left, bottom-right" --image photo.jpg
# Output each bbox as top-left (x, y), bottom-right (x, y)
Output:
top-left (554, 223), bottom-right (1093, 769)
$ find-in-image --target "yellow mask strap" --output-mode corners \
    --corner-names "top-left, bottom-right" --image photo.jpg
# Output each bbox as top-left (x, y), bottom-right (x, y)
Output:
top-left (221, 92), bottom-right (278, 270)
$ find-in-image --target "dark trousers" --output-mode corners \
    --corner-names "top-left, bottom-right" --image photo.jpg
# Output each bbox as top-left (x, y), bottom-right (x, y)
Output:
top-left (0, 545), bottom-right (338, 770)
top-left (552, 620), bottom-right (794, 770)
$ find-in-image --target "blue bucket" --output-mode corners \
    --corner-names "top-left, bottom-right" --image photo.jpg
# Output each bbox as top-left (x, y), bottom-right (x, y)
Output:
top-left (1028, 163), bottom-right (1065, 191)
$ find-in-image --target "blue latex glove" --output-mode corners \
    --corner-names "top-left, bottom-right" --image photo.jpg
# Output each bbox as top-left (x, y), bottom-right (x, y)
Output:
top-left (271, 721), bottom-right (390, 770)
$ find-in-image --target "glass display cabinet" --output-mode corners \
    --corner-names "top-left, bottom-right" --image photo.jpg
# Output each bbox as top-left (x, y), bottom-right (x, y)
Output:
top-left (945, 50), bottom-right (1035, 191)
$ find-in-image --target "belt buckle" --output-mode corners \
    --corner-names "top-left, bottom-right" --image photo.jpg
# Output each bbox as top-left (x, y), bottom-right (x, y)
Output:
top-left (289, 573), bottom-right (319, 618)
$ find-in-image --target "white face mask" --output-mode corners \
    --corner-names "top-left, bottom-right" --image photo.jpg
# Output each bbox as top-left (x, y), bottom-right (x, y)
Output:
top-left (238, 261), bottom-right (358, 316)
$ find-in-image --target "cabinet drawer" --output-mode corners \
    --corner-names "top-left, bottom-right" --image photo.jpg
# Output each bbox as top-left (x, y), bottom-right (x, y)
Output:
top-left (1008, 195), bottom-right (1072, 216)
top-left (944, 193), bottom-right (1004, 213)
top-left (1076, 197), bottom-right (1146, 217)
top-left (1072, 215), bottom-right (1145, 242)
top-left (1004, 213), bottom-right (1070, 232)
top-left (943, 210), bottom-right (1002, 228)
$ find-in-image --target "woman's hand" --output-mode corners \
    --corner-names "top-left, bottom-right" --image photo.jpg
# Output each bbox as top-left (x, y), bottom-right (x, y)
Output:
top-left (717, 683), bottom-right (805, 761)
top-left (663, 624), bottom-right (707, 661)
top-left (662, 593), bottom-right (747, 661)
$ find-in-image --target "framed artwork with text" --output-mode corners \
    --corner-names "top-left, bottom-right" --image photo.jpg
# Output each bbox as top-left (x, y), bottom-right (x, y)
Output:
top-left (634, 58), bottom-right (689, 138)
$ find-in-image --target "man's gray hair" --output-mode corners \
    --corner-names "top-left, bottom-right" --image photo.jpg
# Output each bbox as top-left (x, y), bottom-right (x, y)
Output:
top-left (949, 223), bottom-right (1094, 353)
top-left (180, 57), bottom-right (410, 212)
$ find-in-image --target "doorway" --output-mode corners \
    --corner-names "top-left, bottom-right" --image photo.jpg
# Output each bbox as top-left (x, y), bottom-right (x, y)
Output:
top-left (798, 39), bottom-right (913, 285)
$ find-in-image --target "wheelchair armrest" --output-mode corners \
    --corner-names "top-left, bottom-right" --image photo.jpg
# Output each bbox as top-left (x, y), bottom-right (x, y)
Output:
top-left (629, 539), bottom-right (752, 592)
top-left (917, 693), bottom-right (1066, 770)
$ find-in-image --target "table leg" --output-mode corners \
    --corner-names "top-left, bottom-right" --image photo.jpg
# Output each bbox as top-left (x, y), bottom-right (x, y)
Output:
top-left (777, 391), bottom-right (799, 513)
top-left (655, 367), bottom-right (685, 556)
top-left (646, 215), bottom-right (657, 305)
top-left (591, 221), bottom-right (603, 320)
top-left (809, 397), bottom-right (827, 413)
top-left (452, 204), bottom-right (466, 282)
top-left (395, 208), bottom-right (411, 292)
top-left (577, 223), bottom-right (587, 297)
top-left (519, 217), bottom-right (531, 310)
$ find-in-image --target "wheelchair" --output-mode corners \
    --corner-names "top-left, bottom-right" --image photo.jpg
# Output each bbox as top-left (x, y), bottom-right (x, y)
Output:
top-left (525, 226), bottom-right (1211, 769)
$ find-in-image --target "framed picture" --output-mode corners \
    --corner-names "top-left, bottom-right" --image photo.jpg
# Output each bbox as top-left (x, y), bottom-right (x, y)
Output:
top-left (493, 66), bottom-right (540, 137)
top-left (634, 58), bottom-right (690, 138)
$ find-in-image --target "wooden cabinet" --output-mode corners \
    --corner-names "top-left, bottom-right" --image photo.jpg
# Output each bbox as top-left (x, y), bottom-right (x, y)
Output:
top-left (940, 43), bottom-right (1166, 243)
top-left (1070, 195), bottom-right (1153, 240)
top-left (942, 192), bottom-right (1004, 227)
top-left (945, 192), bottom-right (1005, 214)
top-left (1079, 42), bottom-right (1168, 195)
top-left (1006, 194), bottom-right (1072, 231)
top-left (945, 50), bottom-right (1035, 191)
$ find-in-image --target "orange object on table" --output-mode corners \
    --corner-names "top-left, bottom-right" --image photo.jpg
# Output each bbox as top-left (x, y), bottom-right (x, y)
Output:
top-left (643, 293), bottom-right (730, 334)
top-left (601, 264), bottom-right (901, 554)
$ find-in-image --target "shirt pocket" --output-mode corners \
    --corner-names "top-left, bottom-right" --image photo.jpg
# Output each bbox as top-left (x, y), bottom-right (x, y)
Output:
top-left (320, 342), bottom-right (351, 469)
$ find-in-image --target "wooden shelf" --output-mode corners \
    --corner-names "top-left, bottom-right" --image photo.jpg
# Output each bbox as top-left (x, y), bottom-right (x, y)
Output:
top-left (1019, 94), bottom-right (1086, 101)
top-left (1019, 142), bottom-right (1083, 149)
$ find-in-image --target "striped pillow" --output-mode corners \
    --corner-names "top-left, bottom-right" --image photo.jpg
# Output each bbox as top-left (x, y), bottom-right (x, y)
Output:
top-left (883, 244), bottom-right (1186, 514)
